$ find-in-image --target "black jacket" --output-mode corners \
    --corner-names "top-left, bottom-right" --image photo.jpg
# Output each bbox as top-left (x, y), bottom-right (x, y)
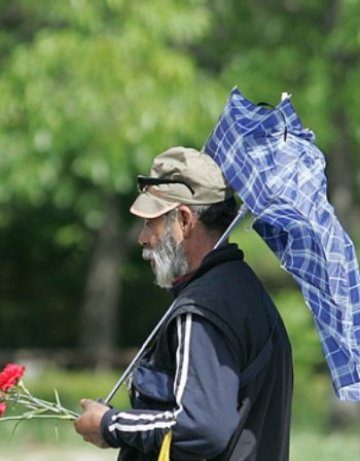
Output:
top-left (101, 244), bottom-right (293, 460)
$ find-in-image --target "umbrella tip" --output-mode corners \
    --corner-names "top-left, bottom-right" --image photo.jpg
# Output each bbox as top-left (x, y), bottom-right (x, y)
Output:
top-left (281, 92), bottom-right (292, 101)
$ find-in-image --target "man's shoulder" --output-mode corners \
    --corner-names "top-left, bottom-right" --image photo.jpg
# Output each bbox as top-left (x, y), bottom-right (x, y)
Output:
top-left (186, 253), bottom-right (261, 297)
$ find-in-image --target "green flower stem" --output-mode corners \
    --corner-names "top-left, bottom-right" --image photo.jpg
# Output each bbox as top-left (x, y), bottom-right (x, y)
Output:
top-left (1, 381), bottom-right (80, 421)
top-left (0, 413), bottom-right (76, 421)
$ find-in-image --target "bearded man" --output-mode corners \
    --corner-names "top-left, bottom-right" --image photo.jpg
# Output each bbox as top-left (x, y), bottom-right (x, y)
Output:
top-left (75, 147), bottom-right (293, 461)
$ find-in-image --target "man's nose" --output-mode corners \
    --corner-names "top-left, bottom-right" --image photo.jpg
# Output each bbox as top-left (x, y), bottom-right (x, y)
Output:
top-left (138, 225), bottom-right (148, 246)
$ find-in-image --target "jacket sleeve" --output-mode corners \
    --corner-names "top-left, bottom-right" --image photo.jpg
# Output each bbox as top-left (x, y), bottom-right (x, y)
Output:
top-left (100, 313), bottom-right (241, 459)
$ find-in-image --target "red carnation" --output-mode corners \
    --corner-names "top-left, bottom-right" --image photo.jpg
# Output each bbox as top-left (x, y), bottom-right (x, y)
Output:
top-left (0, 364), bottom-right (26, 391)
top-left (0, 362), bottom-right (78, 425)
top-left (0, 402), bottom-right (6, 417)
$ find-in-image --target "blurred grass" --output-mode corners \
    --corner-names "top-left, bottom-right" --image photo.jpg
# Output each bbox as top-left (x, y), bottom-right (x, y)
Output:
top-left (0, 446), bottom-right (116, 461)
top-left (23, 367), bottom-right (131, 412)
top-left (0, 367), bottom-right (130, 447)
top-left (290, 431), bottom-right (360, 461)
top-left (0, 433), bottom-right (359, 461)
top-left (0, 367), bottom-right (359, 460)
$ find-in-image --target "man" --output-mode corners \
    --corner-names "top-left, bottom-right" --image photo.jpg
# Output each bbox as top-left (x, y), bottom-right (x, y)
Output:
top-left (75, 146), bottom-right (293, 461)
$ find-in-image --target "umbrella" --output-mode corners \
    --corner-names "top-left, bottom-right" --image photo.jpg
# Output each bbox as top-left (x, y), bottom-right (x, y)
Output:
top-left (203, 87), bottom-right (360, 401)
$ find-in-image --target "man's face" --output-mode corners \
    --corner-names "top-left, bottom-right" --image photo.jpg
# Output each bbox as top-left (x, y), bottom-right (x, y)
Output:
top-left (139, 212), bottom-right (189, 288)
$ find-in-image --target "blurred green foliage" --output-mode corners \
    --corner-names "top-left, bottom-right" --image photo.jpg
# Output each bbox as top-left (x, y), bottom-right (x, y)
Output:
top-left (0, 0), bottom-right (360, 437)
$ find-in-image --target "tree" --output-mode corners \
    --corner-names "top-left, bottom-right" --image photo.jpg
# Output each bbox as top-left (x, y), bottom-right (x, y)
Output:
top-left (0, 0), bottom-right (224, 365)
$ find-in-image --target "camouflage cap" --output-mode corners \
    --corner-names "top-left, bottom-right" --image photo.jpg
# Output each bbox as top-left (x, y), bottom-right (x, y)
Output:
top-left (130, 146), bottom-right (234, 219)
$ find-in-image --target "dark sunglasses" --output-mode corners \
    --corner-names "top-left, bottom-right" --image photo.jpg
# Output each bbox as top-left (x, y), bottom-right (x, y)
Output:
top-left (137, 175), bottom-right (195, 195)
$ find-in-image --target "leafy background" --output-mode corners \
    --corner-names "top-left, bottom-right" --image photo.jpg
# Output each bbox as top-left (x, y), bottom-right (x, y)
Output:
top-left (0, 0), bottom-right (360, 459)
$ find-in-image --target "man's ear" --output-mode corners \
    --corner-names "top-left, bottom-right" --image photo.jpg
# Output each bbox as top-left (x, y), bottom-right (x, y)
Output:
top-left (177, 205), bottom-right (196, 239)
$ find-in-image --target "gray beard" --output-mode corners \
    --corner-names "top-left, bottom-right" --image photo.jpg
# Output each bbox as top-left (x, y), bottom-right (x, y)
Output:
top-left (142, 224), bottom-right (189, 289)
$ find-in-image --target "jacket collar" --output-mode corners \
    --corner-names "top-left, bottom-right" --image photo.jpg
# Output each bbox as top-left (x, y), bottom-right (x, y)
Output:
top-left (170, 243), bottom-right (244, 297)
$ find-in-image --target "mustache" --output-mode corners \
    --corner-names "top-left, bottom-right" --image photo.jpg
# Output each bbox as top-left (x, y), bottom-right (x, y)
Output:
top-left (142, 247), bottom-right (155, 261)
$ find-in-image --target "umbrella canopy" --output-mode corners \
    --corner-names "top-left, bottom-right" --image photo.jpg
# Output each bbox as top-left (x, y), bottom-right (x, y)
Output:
top-left (203, 87), bottom-right (360, 401)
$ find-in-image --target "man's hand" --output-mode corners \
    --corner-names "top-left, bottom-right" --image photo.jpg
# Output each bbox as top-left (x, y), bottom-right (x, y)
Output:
top-left (74, 399), bottom-right (110, 448)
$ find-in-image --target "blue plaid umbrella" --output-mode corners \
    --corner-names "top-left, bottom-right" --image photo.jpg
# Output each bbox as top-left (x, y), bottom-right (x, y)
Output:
top-left (204, 87), bottom-right (360, 401)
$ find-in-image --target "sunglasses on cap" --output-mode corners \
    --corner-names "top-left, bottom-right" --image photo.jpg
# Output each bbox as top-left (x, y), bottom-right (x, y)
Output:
top-left (137, 175), bottom-right (195, 195)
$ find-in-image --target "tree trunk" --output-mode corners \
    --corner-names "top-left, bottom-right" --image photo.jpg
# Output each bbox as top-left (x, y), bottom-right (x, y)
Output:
top-left (79, 195), bottom-right (123, 369)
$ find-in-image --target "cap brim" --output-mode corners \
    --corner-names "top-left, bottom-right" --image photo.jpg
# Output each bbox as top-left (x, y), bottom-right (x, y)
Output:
top-left (130, 192), bottom-right (180, 219)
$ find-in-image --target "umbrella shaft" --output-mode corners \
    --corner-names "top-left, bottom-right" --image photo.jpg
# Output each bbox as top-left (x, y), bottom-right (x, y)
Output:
top-left (214, 203), bottom-right (248, 248)
top-left (104, 302), bottom-right (176, 404)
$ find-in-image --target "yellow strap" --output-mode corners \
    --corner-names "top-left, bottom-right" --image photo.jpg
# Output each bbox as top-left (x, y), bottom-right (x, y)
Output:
top-left (156, 431), bottom-right (207, 461)
top-left (157, 431), bottom-right (172, 461)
